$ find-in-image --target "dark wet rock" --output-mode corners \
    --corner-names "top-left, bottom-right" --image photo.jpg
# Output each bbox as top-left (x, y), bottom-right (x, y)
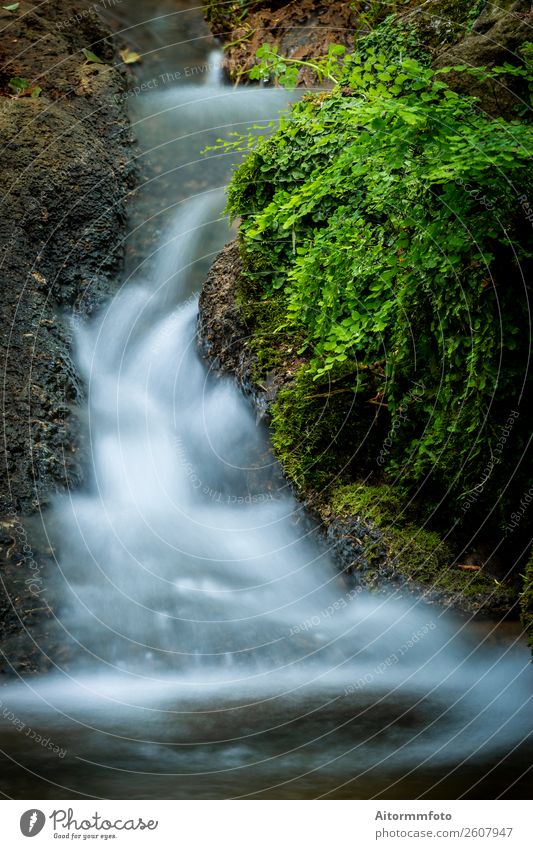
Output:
top-left (0, 0), bottom-right (133, 672)
top-left (325, 518), bottom-right (388, 582)
top-left (199, 241), bottom-right (272, 418)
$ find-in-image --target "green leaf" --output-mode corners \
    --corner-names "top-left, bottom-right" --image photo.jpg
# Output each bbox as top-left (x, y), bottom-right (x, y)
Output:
top-left (328, 44), bottom-right (346, 57)
top-left (2, 3), bottom-right (20, 10)
top-left (82, 48), bottom-right (103, 64)
top-left (8, 76), bottom-right (29, 93)
top-left (398, 110), bottom-right (421, 125)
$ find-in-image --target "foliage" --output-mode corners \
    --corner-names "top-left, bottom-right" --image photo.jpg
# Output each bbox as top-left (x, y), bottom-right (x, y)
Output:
top-left (224, 40), bottom-right (533, 527)
top-left (249, 42), bottom-right (348, 88)
top-left (8, 77), bottom-right (41, 97)
top-left (353, 14), bottom-right (429, 64)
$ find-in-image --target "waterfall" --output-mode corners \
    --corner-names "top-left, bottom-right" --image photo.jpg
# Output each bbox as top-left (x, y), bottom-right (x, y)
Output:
top-left (0, 18), bottom-right (530, 800)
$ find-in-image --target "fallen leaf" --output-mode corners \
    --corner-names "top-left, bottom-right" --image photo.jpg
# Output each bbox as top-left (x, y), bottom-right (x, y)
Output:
top-left (82, 48), bottom-right (103, 64)
top-left (457, 564), bottom-right (481, 571)
top-left (120, 48), bottom-right (141, 65)
top-left (3, 3), bottom-right (20, 11)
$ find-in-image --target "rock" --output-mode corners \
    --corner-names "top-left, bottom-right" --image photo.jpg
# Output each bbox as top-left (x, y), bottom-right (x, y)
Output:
top-left (0, 0), bottom-right (133, 673)
top-left (433, 1), bottom-right (533, 117)
top-left (198, 241), bottom-right (271, 416)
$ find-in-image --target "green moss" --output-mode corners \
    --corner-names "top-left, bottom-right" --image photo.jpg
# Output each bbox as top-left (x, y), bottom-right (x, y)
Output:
top-left (270, 362), bottom-right (385, 491)
top-left (237, 287), bottom-right (299, 379)
top-left (328, 481), bottom-right (516, 607)
top-left (330, 481), bottom-right (449, 580)
top-left (330, 482), bottom-right (410, 524)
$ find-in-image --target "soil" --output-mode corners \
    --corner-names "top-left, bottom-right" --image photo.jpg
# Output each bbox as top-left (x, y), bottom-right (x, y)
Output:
top-left (0, 0), bottom-right (133, 674)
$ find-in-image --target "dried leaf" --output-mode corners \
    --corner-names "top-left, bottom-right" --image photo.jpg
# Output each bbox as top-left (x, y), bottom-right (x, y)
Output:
top-left (120, 48), bottom-right (141, 65)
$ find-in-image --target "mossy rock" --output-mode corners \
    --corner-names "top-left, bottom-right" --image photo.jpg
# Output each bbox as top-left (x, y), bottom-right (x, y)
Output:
top-left (237, 287), bottom-right (303, 380)
top-left (270, 363), bottom-right (386, 492)
top-left (325, 482), bottom-right (517, 613)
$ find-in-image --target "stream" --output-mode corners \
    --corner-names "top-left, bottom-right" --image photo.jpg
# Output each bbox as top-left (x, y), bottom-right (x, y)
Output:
top-left (0, 1), bottom-right (531, 800)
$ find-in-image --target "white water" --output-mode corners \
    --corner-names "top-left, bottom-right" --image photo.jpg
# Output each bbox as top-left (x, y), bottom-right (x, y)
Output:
top-left (1, 67), bottom-right (531, 800)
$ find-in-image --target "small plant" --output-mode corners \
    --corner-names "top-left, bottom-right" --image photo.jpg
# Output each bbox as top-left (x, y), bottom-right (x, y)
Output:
top-left (249, 43), bottom-right (347, 88)
top-left (8, 77), bottom-right (41, 97)
top-left (204, 0), bottom-right (259, 33)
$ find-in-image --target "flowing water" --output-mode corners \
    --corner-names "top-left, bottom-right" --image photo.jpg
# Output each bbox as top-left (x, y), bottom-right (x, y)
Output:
top-left (0, 2), bottom-right (531, 799)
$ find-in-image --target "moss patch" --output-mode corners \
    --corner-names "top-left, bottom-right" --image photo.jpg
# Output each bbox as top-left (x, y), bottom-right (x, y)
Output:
top-left (237, 287), bottom-right (304, 380)
top-left (270, 362), bottom-right (386, 492)
top-left (326, 482), bottom-right (517, 610)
